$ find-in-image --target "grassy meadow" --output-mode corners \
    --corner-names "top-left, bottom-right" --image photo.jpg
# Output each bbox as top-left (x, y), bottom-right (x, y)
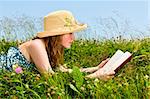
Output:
top-left (0, 16), bottom-right (150, 98)
top-left (0, 37), bottom-right (150, 99)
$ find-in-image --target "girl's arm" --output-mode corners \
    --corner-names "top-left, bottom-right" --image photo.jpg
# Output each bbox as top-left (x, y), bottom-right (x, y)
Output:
top-left (58, 58), bottom-right (109, 73)
top-left (28, 40), bottom-right (54, 75)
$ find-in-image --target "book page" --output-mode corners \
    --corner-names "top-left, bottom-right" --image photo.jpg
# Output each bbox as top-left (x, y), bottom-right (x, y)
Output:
top-left (102, 50), bottom-right (124, 73)
top-left (110, 52), bottom-right (132, 71)
top-left (104, 51), bottom-right (132, 73)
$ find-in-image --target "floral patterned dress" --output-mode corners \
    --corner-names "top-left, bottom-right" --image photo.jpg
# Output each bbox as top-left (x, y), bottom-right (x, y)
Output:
top-left (0, 46), bottom-right (35, 71)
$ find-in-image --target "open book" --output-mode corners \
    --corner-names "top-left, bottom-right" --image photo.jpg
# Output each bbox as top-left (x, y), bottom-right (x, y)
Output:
top-left (101, 50), bottom-right (132, 74)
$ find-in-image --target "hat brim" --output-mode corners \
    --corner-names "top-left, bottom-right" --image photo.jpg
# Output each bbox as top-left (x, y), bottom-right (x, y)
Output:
top-left (37, 24), bottom-right (87, 38)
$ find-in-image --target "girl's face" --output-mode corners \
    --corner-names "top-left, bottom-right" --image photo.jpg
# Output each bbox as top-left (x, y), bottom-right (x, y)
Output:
top-left (61, 33), bottom-right (75, 48)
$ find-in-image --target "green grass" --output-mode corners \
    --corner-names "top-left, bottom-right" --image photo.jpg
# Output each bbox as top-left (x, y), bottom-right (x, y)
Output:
top-left (0, 38), bottom-right (150, 99)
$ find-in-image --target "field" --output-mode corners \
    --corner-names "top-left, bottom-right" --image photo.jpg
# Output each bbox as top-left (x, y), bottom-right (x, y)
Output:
top-left (0, 37), bottom-right (150, 98)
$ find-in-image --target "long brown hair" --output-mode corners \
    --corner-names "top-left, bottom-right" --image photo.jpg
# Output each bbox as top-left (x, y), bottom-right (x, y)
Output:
top-left (32, 35), bottom-right (64, 68)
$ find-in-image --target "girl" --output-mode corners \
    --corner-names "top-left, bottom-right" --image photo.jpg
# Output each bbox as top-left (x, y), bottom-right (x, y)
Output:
top-left (0, 10), bottom-right (115, 80)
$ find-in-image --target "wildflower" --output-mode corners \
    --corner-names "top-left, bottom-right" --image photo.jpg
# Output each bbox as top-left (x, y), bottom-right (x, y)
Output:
top-left (51, 91), bottom-right (56, 95)
top-left (94, 78), bottom-right (99, 83)
top-left (35, 74), bottom-right (40, 80)
top-left (12, 64), bottom-right (18, 70)
top-left (48, 88), bottom-right (51, 92)
top-left (50, 86), bottom-right (55, 89)
top-left (47, 93), bottom-right (51, 96)
top-left (5, 91), bottom-right (9, 95)
top-left (35, 76), bottom-right (40, 80)
top-left (124, 82), bottom-right (129, 86)
top-left (80, 86), bottom-right (85, 91)
top-left (144, 75), bottom-right (149, 79)
top-left (118, 83), bottom-right (122, 87)
top-left (12, 64), bottom-right (23, 74)
top-left (72, 80), bottom-right (75, 83)
top-left (15, 67), bottom-right (23, 74)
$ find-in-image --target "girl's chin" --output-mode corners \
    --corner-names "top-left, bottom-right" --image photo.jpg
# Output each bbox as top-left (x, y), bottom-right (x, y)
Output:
top-left (65, 46), bottom-right (71, 49)
top-left (64, 45), bottom-right (71, 49)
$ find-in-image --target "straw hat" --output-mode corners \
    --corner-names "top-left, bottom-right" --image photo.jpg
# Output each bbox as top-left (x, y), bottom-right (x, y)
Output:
top-left (37, 10), bottom-right (87, 38)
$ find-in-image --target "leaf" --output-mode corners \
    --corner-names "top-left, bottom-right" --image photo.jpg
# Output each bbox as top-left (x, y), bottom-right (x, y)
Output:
top-left (11, 79), bottom-right (21, 83)
top-left (23, 83), bottom-right (41, 99)
top-left (16, 86), bottom-right (22, 90)
top-left (69, 83), bottom-right (81, 94)
top-left (72, 66), bottom-right (84, 89)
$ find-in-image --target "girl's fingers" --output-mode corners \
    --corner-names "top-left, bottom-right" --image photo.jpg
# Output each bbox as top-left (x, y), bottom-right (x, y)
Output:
top-left (107, 75), bottom-right (114, 79)
top-left (98, 58), bottom-right (110, 68)
top-left (106, 58), bottom-right (110, 61)
top-left (106, 71), bottom-right (115, 76)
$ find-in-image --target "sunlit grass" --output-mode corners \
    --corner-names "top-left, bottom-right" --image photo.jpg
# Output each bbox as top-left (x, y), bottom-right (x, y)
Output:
top-left (0, 37), bottom-right (149, 98)
top-left (0, 16), bottom-right (149, 98)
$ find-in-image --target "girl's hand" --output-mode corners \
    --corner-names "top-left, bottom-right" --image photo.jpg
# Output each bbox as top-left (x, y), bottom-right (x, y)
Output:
top-left (97, 71), bottom-right (115, 81)
top-left (80, 58), bottom-right (110, 73)
top-left (97, 58), bottom-right (110, 68)
top-left (58, 65), bottom-right (73, 73)
top-left (85, 69), bottom-right (115, 81)
top-left (80, 66), bottom-right (99, 73)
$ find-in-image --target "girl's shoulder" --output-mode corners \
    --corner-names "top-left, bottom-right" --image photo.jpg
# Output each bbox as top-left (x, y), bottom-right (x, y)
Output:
top-left (18, 39), bottom-right (45, 63)
top-left (28, 39), bottom-right (47, 56)
top-left (29, 39), bottom-right (45, 49)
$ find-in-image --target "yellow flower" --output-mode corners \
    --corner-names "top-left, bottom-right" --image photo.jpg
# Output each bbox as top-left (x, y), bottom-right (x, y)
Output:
top-left (12, 64), bottom-right (19, 70)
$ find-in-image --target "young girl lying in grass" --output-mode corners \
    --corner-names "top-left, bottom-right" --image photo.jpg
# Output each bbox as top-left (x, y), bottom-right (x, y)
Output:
top-left (0, 10), bottom-right (115, 80)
